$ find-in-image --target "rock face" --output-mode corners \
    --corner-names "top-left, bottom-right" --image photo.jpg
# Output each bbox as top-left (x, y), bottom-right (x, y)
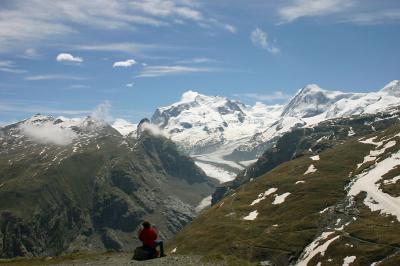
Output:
top-left (170, 107), bottom-right (400, 265)
top-left (0, 115), bottom-right (215, 258)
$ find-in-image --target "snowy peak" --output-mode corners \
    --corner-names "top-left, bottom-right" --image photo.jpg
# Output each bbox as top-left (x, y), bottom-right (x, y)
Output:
top-left (112, 119), bottom-right (137, 136)
top-left (281, 84), bottom-right (357, 118)
top-left (180, 90), bottom-right (201, 103)
top-left (380, 80), bottom-right (400, 97)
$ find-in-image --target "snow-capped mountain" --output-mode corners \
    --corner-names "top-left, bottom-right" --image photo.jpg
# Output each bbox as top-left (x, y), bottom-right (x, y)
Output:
top-left (112, 118), bottom-right (137, 136)
top-left (151, 90), bottom-right (283, 182)
top-left (151, 81), bottom-right (400, 183)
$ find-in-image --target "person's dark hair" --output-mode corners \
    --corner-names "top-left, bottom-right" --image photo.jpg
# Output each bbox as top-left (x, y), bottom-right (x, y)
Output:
top-left (142, 221), bottom-right (151, 228)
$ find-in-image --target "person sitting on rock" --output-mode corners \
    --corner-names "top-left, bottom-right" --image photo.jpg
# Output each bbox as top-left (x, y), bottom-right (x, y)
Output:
top-left (138, 221), bottom-right (165, 257)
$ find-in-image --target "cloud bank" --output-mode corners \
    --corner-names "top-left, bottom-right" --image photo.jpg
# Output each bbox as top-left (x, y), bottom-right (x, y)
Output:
top-left (19, 122), bottom-right (77, 146)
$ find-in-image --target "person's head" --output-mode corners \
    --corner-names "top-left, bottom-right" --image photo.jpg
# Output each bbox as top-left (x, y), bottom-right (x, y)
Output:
top-left (142, 221), bottom-right (151, 229)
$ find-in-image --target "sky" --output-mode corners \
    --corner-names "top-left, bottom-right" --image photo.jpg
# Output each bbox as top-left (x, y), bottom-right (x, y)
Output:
top-left (0, 0), bottom-right (400, 124)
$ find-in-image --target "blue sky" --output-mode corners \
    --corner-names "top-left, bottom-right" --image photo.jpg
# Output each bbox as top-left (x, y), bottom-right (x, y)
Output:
top-left (0, 0), bottom-right (399, 124)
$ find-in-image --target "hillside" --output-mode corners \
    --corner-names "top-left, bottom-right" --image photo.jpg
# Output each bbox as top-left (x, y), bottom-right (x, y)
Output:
top-left (169, 111), bottom-right (400, 265)
top-left (213, 107), bottom-right (400, 203)
top-left (0, 115), bottom-right (215, 258)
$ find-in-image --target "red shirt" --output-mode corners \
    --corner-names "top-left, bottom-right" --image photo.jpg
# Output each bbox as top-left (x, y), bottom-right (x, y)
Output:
top-left (139, 227), bottom-right (157, 247)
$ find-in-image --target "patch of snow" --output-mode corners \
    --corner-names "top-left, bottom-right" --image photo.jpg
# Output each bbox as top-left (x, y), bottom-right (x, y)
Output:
top-left (310, 155), bottom-right (320, 161)
top-left (304, 164), bottom-right (317, 175)
top-left (317, 136), bottom-right (329, 143)
top-left (383, 175), bottom-right (400, 185)
top-left (348, 127), bottom-right (356, 136)
top-left (243, 210), bottom-right (258, 221)
top-left (343, 256), bottom-right (356, 266)
top-left (272, 192), bottom-right (291, 205)
top-left (296, 180), bottom-right (305, 184)
top-left (250, 188), bottom-right (278, 206)
top-left (349, 151), bottom-right (400, 221)
top-left (195, 195), bottom-right (212, 212)
top-left (297, 232), bottom-right (340, 266)
top-left (359, 136), bottom-right (383, 146)
top-left (319, 207), bottom-right (330, 214)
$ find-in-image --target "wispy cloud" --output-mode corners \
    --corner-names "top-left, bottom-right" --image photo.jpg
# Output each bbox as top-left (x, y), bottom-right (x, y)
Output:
top-left (126, 83), bottom-right (134, 87)
top-left (279, 0), bottom-right (354, 23)
top-left (234, 91), bottom-right (291, 102)
top-left (176, 57), bottom-right (217, 64)
top-left (250, 28), bottom-right (280, 54)
top-left (0, 101), bottom-right (91, 115)
top-left (113, 59), bottom-right (137, 67)
top-left (56, 53), bottom-right (83, 63)
top-left (0, 60), bottom-right (27, 74)
top-left (137, 65), bottom-right (215, 77)
top-left (69, 84), bottom-right (91, 89)
top-left (0, 0), bottom-right (235, 52)
top-left (73, 42), bottom-right (159, 54)
top-left (343, 9), bottom-right (400, 25)
top-left (25, 74), bottom-right (87, 81)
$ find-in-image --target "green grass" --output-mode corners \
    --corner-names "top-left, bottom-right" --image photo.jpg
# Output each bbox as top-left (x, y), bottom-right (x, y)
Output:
top-left (167, 125), bottom-right (400, 264)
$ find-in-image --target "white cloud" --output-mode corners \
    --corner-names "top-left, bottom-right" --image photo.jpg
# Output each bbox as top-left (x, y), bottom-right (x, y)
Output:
top-left (25, 74), bottom-right (87, 81)
top-left (0, 0), bottom-right (235, 52)
top-left (73, 42), bottom-right (160, 55)
top-left (279, 0), bottom-right (354, 23)
top-left (126, 83), bottom-right (134, 87)
top-left (139, 122), bottom-right (167, 138)
top-left (137, 65), bottom-right (214, 77)
top-left (250, 28), bottom-right (280, 54)
top-left (113, 59), bottom-right (136, 67)
top-left (19, 122), bottom-right (77, 146)
top-left (91, 101), bottom-right (112, 122)
top-left (20, 48), bottom-right (40, 59)
top-left (0, 60), bottom-right (27, 74)
top-left (56, 53), bottom-right (83, 63)
top-left (235, 91), bottom-right (291, 102)
top-left (344, 9), bottom-right (400, 25)
top-left (69, 84), bottom-right (91, 89)
top-left (177, 57), bottom-right (217, 64)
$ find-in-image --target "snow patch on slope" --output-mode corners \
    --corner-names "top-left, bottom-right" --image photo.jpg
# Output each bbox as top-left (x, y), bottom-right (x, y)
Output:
top-left (349, 149), bottom-right (400, 221)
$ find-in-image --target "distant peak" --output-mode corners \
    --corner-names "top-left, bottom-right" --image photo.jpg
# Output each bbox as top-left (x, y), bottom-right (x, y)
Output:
top-left (298, 84), bottom-right (323, 94)
top-left (181, 90), bottom-right (200, 102)
top-left (380, 80), bottom-right (400, 97)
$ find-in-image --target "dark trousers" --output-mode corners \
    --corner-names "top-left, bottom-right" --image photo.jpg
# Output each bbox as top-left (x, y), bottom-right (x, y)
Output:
top-left (154, 240), bottom-right (164, 256)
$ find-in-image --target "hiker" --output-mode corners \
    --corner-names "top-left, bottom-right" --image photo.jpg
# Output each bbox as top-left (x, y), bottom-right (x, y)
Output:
top-left (138, 221), bottom-right (165, 257)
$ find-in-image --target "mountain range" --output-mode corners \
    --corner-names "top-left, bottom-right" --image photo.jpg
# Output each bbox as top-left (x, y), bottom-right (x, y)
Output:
top-left (1, 80), bottom-right (400, 264)
top-left (142, 80), bottom-right (400, 185)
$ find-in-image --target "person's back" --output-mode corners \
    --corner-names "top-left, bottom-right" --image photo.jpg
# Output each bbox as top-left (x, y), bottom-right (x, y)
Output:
top-left (139, 225), bottom-right (157, 247)
top-left (137, 221), bottom-right (165, 258)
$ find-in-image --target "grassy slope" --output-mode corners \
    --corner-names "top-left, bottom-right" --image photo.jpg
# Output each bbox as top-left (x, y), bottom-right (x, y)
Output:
top-left (169, 126), bottom-right (400, 265)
